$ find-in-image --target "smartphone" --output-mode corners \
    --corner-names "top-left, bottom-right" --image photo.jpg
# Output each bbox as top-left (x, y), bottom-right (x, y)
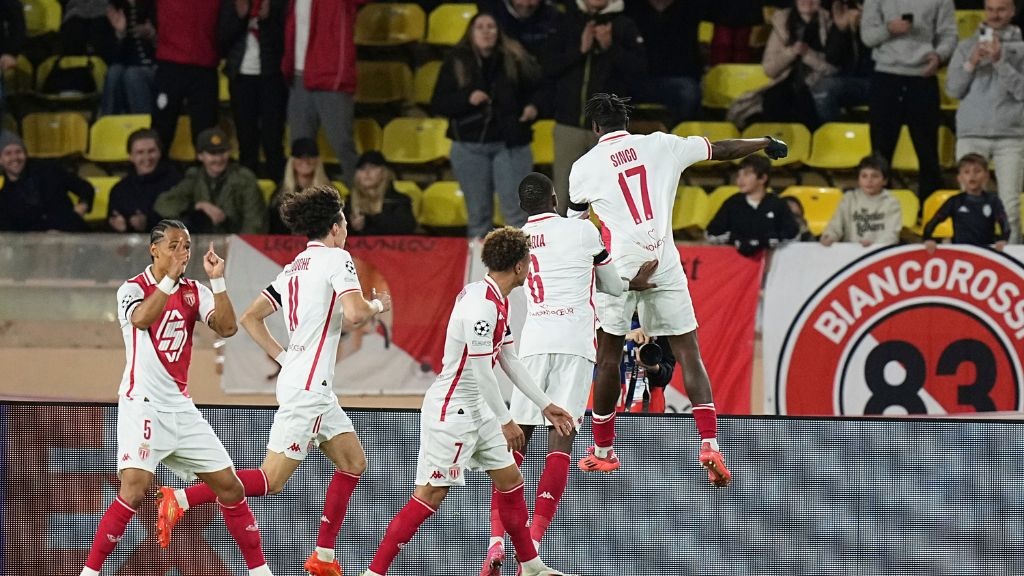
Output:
top-left (980, 25), bottom-right (994, 43)
top-left (902, 13), bottom-right (914, 23)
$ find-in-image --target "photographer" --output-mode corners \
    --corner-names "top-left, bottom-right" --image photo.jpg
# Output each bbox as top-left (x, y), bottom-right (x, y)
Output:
top-left (620, 321), bottom-right (678, 414)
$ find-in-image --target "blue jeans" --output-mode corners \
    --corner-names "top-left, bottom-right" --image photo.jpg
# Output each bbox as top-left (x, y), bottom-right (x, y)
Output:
top-left (100, 64), bottom-right (155, 116)
top-left (642, 76), bottom-right (701, 123)
top-left (450, 141), bottom-right (532, 238)
top-left (811, 76), bottom-right (871, 124)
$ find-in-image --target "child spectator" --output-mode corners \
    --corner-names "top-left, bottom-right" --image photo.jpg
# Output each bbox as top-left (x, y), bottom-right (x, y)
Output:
top-left (783, 195), bottom-right (814, 240)
top-left (706, 155), bottom-right (799, 256)
top-left (820, 154), bottom-right (902, 247)
top-left (923, 153), bottom-right (1009, 251)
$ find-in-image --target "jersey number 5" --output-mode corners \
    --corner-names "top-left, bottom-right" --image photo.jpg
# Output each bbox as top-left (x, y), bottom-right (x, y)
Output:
top-left (617, 165), bottom-right (652, 225)
top-left (526, 254), bottom-right (544, 304)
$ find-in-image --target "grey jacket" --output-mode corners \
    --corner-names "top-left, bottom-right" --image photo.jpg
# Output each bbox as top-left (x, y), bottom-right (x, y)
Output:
top-left (861, 0), bottom-right (957, 76)
top-left (947, 25), bottom-right (1024, 139)
top-left (822, 188), bottom-right (903, 245)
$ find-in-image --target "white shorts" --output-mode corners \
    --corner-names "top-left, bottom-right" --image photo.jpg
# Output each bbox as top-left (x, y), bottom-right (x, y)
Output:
top-left (595, 282), bottom-right (698, 337)
top-left (267, 389), bottom-right (355, 461)
top-left (116, 398), bottom-right (233, 482)
top-left (414, 405), bottom-right (515, 487)
top-left (510, 354), bottom-right (594, 426)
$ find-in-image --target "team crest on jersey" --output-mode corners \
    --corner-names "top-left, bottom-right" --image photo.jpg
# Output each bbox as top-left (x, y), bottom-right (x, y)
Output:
top-left (183, 289), bottom-right (196, 307)
top-left (138, 442), bottom-right (150, 460)
top-left (448, 466), bottom-right (460, 480)
top-left (345, 260), bottom-right (357, 274)
top-left (473, 320), bottom-right (491, 336)
top-left (776, 245), bottom-right (1024, 415)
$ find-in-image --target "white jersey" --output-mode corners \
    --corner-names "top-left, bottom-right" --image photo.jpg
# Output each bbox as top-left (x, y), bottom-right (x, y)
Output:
top-left (519, 212), bottom-right (611, 362)
top-left (116, 266), bottom-right (215, 412)
top-left (425, 276), bottom-right (513, 423)
top-left (569, 130), bottom-right (711, 285)
top-left (261, 241), bottom-right (363, 398)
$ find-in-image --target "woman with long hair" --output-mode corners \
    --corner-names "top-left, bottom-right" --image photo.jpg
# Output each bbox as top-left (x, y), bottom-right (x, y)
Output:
top-left (431, 12), bottom-right (541, 239)
top-left (269, 137), bottom-right (331, 234)
top-left (343, 151), bottom-right (416, 236)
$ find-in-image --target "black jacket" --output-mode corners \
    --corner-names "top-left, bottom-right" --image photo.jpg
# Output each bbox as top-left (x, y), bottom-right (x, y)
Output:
top-left (543, 5), bottom-right (647, 127)
top-left (625, 0), bottom-right (703, 79)
top-left (707, 192), bottom-right (799, 255)
top-left (0, 160), bottom-right (94, 232)
top-left (479, 0), bottom-right (560, 57)
top-left (218, 0), bottom-right (287, 78)
top-left (432, 47), bottom-right (540, 147)
top-left (107, 162), bottom-right (182, 232)
top-left (0, 0), bottom-right (24, 57)
top-left (109, 0), bottom-right (156, 66)
top-left (923, 191), bottom-right (1010, 245)
top-left (342, 185), bottom-right (417, 236)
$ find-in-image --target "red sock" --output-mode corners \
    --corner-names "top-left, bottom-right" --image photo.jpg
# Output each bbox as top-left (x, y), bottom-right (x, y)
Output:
top-left (219, 497), bottom-right (267, 570)
top-left (369, 496), bottom-right (435, 574)
top-left (186, 469), bottom-right (269, 507)
top-left (84, 496), bottom-right (135, 571)
top-left (316, 470), bottom-right (360, 549)
top-left (496, 482), bottom-right (537, 563)
top-left (693, 403), bottom-right (718, 441)
top-left (489, 450), bottom-right (524, 539)
top-left (592, 412), bottom-right (616, 448)
top-left (531, 451), bottom-right (569, 543)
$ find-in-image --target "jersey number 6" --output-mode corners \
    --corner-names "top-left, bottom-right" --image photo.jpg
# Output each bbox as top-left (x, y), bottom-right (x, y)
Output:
top-left (526, 254), bottom-right (545, 304)
top-left (617, 165), bottom-right (652, 225)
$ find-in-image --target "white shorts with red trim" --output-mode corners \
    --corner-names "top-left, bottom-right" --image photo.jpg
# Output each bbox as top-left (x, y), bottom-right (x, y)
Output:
top-left (510, 353), bottom-right (594, 426)
top-left (595, 281), bottom-right (698, 337)
top-left (116, 398), bottom-right (233, 482)
top-left (267, 388), bottom-right (355, 461)
top-left (414, 399), bottom-right (515, 487)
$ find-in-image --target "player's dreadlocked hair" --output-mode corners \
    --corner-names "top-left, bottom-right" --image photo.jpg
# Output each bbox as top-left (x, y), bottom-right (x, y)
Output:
top-left (149, 219), bottom-right (187, 246)
top-left (518, 172), bottom-right (554, 214)
top-left (280, 185), bottom-right (345, 239)
top-left (481, 227), bottom-right (530, 272)
top-left (585, 93), bottom-right (631, 132)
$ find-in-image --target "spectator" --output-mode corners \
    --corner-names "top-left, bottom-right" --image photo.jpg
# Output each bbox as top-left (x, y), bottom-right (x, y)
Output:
top-left (343, 151), bottom-right (417, 236)
top-left (0, 131), bottom-right (94, 232)
top-left (784, 195), bottom-right (815, 240)
top-left (283, 0), bottom-right (363, 186)
top-left (626, 0), bottom-right (704, 123)
top-left (728, 0), bottom-right (836, 129)
top-left (269, 137), bottom-right (331, 234)
top-left (545, 0), bottom-right (646, 214)
top-left (61, 0), bottom-right (115, 57)
top-left (621, 322), bottom-right (678, 414)
top-left (432, 12), bottom-right (540, 238)
top-left (706, 0), bottom-right (765, 64)
top-left (154, 127), bottom-right (267, 233)
top-left (100, 0), bottom-right (156, 116)
top-left (0, 0), bottom-right (24, 119)
top-left (815, 0), bottom-right (873, 122)
top-left (923, 153), bottom-right (1009, 250)
top-left (220, 0), bottom-right (288, 180)
top-left (861, 0), bottom-right (957, 202)
top-left (479, 0), bottom-right (560, 58)
top-left (706, 155), bottom-right (799, 255)
top-left (820, 154), bottom-right (903, 247)
top-left (151, 0), bottom-right (220, 152)
top-left (107, 129), bottom-right (181, 233)
top-left (947, 0), bottom-right (1024, 242)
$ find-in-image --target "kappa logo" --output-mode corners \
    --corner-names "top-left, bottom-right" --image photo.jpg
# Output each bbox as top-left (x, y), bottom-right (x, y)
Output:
top-left (121, 453), bottom-right (131, 462)
top-left (777, 245), bottom-right (1024, 416)
top-left (430, 470), bottom-right (445, 480)
top-left (106, 534), bottom-right (123, 543)
top-left (288, 443), bottom-right (302, 452)
top-left (538, 491), bottom-right (555, 500)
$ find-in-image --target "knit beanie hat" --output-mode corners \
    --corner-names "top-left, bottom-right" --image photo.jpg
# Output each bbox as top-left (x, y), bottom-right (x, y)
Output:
top-left (0, 130), bottom-right (24, 153)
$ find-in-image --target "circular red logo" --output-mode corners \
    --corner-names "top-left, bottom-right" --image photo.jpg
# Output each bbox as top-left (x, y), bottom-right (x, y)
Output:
top-left (776, 246), bottom-right (1024, 415)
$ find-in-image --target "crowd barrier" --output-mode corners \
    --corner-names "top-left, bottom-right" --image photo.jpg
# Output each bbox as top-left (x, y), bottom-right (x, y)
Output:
top-left (5, 403), bottom-right (1024, 575)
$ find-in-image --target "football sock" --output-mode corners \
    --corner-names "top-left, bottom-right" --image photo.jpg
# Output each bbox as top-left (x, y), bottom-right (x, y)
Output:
top-left (249, 565), bottom-right (273, 576)
top-left (316, 470), bottom-right (360, 555)
top-left (219, 497), bottom-right (267, 570)
top-left (592, 412), bottom-right (616, 457)
top-left (531, 451), bottom-right (570, 543)
top-left (183, 469), bottom-right (269, 509)
top-left (83, 497), bottom-right (135, 572)
top-left (368, 496), bottom-right (435, 574)
top-left (496, 482), bottom-right (538, 563)
top-left (489, 450), bottom-right (524, 539)
top-left (693, 403), bottom-right (719, 450)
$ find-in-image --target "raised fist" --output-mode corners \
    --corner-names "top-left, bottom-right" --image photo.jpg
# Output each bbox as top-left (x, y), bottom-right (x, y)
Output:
top-left (764, 135), bottom-right (788, 160)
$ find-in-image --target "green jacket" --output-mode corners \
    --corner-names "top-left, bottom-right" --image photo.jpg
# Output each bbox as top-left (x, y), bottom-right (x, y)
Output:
top-left (154, 164), bottom-right (267, 233)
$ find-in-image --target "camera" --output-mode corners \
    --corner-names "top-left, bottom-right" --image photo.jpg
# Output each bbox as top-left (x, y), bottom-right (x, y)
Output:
top-left (637, 342), bottom-right (663, 366)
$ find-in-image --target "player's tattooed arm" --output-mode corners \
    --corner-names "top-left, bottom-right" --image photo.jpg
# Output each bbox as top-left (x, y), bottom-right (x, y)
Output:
top-left (710, 137), bottom-right (787, 161)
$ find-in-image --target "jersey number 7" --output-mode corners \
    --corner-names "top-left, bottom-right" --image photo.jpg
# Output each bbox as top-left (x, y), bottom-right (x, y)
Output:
top-left (618, 165), bottom-right (652, 225)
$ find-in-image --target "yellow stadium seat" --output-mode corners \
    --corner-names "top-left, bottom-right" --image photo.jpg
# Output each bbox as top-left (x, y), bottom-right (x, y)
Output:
top-left (413, 60), bottom-right (443, 106)
top-left (420, 181), bottom-right (468, 227)
top-left (34, 55), bottom-right (106, 100)
top-left (331, 181), bottom-right (351, 201)
top-left (426, 3), bottom-right (477, 46)
top-left (531, 119), bottom-right (554, 166)
top-left (2, 55), bottom-right (33, 96)
top-left (698, 21), bottom-right (713, 44)
top-left (702, 64), bottom-right (771, 109)
top-left (892, 125), bottom-right (958, 172)
top-left (394, 180), bottom-right (423, 220)
top-left (23, 0), bottom-right (61, 37)
top-left (937, 68), bottom-right (959, 111)
top-left (355, 118), bottom-right (383, 155)
top-left (705, 185), bottom-right (742, 228)
top-left (22, 112), bottom-right (88, 158)
top-left (956, 10), bottom-right (984, 40)
top-left (82, 176), bottom-right (118, 224)
top-left (85, 114), bottom-right (152, 162)
top-left (257, 179), bottom-right (277, 205)
top-left (741, 122), bottom-right (812, 167)
top-left (355, 3), bottom-right (426, 46)
top-left (888, 188), bottom-right (920, 231)
top-left (780, 186), bottom-right (843, 236)
top-left (219, 67), bottom-right (230, 103)
top-left (381, 117), bottom-right (451, 164)
top-left (672, 121), bottom-right (738, 167)
top-left (805, 122), bottom-right (871, 171)
top-left (355, 61), bottom-right (412, 105)
top-left (672, 186), bottom-right (709, 234)
top-left (169, 116), bottom-right (195, 162)
top-left (920, 189), bottom-right (959, 239)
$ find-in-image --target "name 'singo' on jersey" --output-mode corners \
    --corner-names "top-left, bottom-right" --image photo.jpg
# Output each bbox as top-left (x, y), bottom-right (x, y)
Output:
top-left (519, 213), bottom-right (610, 361)
top-left (117, 266), bottom-right (216, 411)
top-left (569, 130), bottom-right (711, 283)
top-left (262, 242), bottom-right (363, 396)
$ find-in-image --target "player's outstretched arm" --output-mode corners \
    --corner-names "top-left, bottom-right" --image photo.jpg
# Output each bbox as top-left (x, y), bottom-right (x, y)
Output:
top-left (710, 136), bottom-right (787, 162)
top-left (240, 295), bottom-right (286, 364)
top-left (498, 346), bottom-right (574, 435)
top-left (204, 243), bottom-right (238, 338)
top-left (339, 289), bottom-right (391, 327)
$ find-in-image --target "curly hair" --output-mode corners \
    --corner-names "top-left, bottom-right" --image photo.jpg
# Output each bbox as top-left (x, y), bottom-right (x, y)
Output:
top-left (585, 93), bottom-right (631, 132)
top-left (279, 185), bottom-right (345, 239)
top-left (481, 226), bottom-right (530, 272)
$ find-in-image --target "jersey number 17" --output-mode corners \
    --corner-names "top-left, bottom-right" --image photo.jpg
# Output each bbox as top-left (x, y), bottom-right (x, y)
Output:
top-left (618, 165), bottom-right (653, 225)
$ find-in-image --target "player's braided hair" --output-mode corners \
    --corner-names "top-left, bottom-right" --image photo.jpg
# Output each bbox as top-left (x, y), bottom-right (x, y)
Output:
top-left (585, 93), bottom-right (631, 132)
top-left (279, 185), bottom-right (345, 239)
top-left (518, 172), bottom-right (554, 213)
top-left (149, 219), bottom-right (187, 246)
top-left (481, 227), bottom-right (530, 272)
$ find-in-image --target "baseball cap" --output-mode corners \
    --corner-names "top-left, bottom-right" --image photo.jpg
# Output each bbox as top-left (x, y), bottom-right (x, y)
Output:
top-left (196, 127), bottom-right (230, 154)
top-left (356, 150), bottom-right (387, 169)
top-left (290, 137), bottom-right (319, 158)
